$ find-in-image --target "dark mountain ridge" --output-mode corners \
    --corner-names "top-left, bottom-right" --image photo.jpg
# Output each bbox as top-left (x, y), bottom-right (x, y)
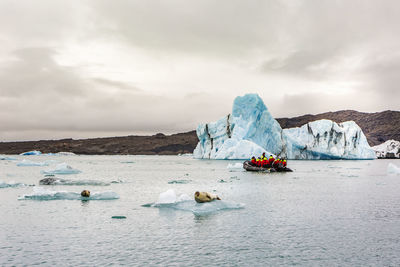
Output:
top-left (0, 110), bottom-right (398, 154)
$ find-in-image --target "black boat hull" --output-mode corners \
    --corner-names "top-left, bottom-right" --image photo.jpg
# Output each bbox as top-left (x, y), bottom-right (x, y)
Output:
top-left (243, 161), bottom-right (293, 172)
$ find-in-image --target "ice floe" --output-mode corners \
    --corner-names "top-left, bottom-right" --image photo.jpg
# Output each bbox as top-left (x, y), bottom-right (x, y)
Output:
top-left (145, 189), bottom-right (244, 215)
top-left (0, 181), bottom-right (34, 188)
top-left (17, 159), bottom-right (49, 167)
top-left (19, 187), bottom-right (119, 200)
top-left (387, 163), bottom-right (400, 175)
top-left (0, 156), bottom-right (17, 160)
top-left (41, 163), bottom-right (81, 175)
top-left (39, 177), bottom-right (110, 186)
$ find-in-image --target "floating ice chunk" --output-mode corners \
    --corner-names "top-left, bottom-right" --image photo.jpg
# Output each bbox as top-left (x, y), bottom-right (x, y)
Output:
top-left (387, 163), bottom-right (400, 175)
top-left (0, 156), bottom-right (17, 160)
top-left (156, 189), bottom-right (177, 204)
top-left (17, 159), bottom-right (49, 167)
top-left (56, 152), bottom-right (76, 156)
top-left (19, 187), bottom-right (119, 200)
top-left (149, 190), bottom-right (244, 215)
top-left (39, 177), bottom-right (110, 186)
top-left (0, 181), bottom-right (33, 188)
top-left (20, 150), bottom-right (41, 155)
top-left (41, 163), bottom-right (81, 175)
top-left (177, 193), bottom-right (191, 202)
top-left (168, 179), bottom-right (191, 184)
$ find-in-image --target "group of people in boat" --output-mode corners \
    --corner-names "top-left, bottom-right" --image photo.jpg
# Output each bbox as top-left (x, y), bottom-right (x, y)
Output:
top-left (249, 152), bottom-right (287, 169)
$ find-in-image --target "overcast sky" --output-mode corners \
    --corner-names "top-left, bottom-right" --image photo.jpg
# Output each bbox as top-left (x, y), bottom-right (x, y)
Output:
top-left (0, 0), bottom-right (399, 141)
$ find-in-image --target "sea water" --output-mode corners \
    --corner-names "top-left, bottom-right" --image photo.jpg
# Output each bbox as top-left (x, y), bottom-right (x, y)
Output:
top-left (1, 155), bottom-right (400, 266)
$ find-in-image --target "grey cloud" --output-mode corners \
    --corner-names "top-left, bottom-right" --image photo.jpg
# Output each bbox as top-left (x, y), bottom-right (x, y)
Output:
top-left (0, 47), bottom-right (88, 98)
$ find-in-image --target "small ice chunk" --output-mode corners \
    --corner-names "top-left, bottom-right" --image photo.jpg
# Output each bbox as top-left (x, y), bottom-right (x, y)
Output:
top-left (20, 150), bottom-right (42, 155)
top-left (17, 159), bottom-right (49, 167)
top-left (41, 163), bottom-right (81, 175)
top-left (157, 189), bottom-right (177, 204)
top-left (387, 163), bottom-right (400, 175)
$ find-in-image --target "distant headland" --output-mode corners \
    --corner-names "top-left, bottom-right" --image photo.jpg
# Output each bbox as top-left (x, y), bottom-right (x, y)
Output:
top-left (0, 110), bottom-right (399, 155)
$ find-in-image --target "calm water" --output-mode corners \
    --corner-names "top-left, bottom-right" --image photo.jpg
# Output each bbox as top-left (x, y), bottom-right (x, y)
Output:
top-left (1, 155), bottom-right (400, 266)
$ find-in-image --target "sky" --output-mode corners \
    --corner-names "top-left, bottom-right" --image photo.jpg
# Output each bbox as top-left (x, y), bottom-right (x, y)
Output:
top-left (0, 0), bottom-right (399, 141)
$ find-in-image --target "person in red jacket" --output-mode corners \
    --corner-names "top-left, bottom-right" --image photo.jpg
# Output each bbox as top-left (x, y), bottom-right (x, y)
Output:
top-left (269, 155), bottom-right (275, 166)
top-left (251, 156), bottom-right (256, 166)
top-left (283, 159), bottom-right (287, 167)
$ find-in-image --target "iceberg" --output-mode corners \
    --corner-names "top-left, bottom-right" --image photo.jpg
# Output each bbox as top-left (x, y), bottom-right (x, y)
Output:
top-left (20, 150), bottom-right (42, 155)
top-left (194, 93), bottom-right (376, 160)
top-left (41, 163), bottom-right (81, 175)
top-left (373, 140), bottom-right (400, 159)
top-left (283, 120), bottom-right (376, 159)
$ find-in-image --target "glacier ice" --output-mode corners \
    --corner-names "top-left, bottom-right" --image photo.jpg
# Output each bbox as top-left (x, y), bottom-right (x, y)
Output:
top-left (283, 120), bottom-right (376, 159)
top-left (194, 94), bottom-right (282, 159)
top-left (373, 140), bottom-right (400, 159)
top-left (41, 163), bottom-right (81, 175)
top-left (194, 93), bottom-right (376, 160)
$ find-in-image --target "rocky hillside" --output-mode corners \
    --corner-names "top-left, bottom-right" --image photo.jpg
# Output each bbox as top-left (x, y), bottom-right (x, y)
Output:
top-left (0, 131), bottom-right (198, 155)
top-left (0, 110), bottom-right (398, 155)
top-left (277, 110), bottom-right (400, 146)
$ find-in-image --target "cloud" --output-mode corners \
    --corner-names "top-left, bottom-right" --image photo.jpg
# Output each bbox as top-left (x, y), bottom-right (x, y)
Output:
top-left (0, 0), bottom-right (400, 140)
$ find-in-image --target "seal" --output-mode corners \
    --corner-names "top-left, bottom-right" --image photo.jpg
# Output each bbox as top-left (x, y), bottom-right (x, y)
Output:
top-left (39, 177), bottom-right (59, 185)
top-left (194, 191), bottom-right (221, 203)
top-left (81, 190), bottom-right (90, 197)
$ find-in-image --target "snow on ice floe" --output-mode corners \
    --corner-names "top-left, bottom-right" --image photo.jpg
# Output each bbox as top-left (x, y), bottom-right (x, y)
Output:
top-left (387, 163), bottom-right (400, 175)
top-left (194, 93), bottom-right (376, 160)
top-left (41, 163), bottom-right (81, 175)
top-left (17, 159), bottom-right (49, 167)
top-left (18, 187), bottom-right (119, 200)
top-left (144, 189), bottom-right (244, 215)
top-left (20, 150), bottom-right (42, 155)
top-left (0, 181), bottom-right (34, 188)
top-left (373, 140), bottom-right (400, 159)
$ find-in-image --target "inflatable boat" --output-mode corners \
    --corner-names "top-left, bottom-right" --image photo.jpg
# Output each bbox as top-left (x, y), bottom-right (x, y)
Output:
top-left (243, 161), bottom-right (293, 172)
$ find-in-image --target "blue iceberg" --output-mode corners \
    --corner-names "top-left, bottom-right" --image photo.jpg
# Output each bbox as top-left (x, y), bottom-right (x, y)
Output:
top-left (20, 150), bottom-right (42, 155)
top-left (194, 94), bottom-right (375, 160)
